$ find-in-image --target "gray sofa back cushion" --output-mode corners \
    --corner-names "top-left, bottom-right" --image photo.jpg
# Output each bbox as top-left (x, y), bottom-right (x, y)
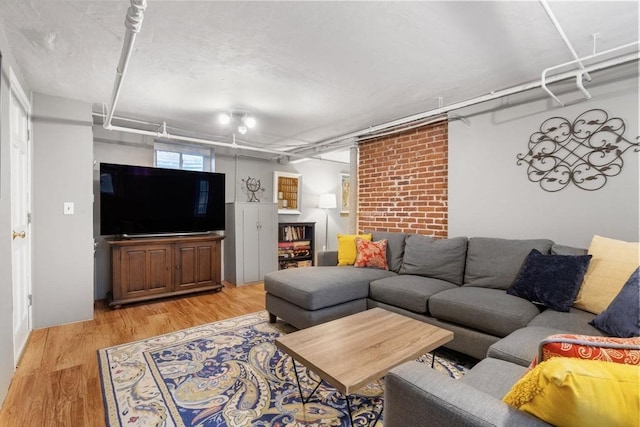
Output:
top-left (399, 235), bottom-right (468, 285)
top-left (551, 244), bottom-right (588, 256)
top-left (463, 237), bottom-right (554, 290)
top-left (370, 231), bottom-right (408, 273)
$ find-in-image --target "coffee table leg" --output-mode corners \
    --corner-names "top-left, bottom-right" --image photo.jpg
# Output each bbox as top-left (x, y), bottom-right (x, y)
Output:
top-left (344, 394), bottom-right (384, 427)
top-left (291, 359), bottom-right (322, 404)
top-left (345, 394), bottom-right (354, 427)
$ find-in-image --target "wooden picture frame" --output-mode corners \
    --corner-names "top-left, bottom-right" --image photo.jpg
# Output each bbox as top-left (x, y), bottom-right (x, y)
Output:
top-left (340, 173), bottom-right (350, 214)
top-left (274, 171), bottom-right (302, 214)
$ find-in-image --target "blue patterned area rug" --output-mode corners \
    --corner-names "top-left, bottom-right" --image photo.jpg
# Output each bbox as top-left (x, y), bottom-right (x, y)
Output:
top-left (98, 311), bottom-right (475, 427)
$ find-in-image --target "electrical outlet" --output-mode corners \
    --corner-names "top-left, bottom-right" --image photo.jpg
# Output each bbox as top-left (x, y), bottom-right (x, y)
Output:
top-left (64, 202), bottom-right (74, 215)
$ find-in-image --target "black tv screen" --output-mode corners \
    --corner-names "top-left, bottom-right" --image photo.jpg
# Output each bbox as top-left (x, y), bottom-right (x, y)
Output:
top-left (100, 163), bottom-right (225, 236)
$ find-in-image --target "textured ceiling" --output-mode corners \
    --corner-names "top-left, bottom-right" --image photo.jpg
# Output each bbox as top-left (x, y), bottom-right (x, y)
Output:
top-left (1, 1), bottom-right (638, 156)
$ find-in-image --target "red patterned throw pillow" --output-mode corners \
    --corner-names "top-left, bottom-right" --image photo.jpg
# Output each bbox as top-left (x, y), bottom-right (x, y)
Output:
top-left (529, 334), bottom-right (640, 369)
top-left (354, 238), bottom-right (388, 270)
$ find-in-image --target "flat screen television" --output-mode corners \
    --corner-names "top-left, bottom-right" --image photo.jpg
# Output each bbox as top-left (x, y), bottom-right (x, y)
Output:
top-left (100, 162), bottom-right (226, 236)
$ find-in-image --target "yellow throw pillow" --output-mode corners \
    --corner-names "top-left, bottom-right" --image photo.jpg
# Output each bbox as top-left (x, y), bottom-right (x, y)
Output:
top-left (337, 233), bottom-right (372, 266)
top-left (503, 358), bottom-right (640, 427)
top-left (574, 235), bottom-right (640, 314)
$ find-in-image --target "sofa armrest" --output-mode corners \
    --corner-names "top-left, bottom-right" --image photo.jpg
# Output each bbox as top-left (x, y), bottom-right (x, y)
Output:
top-left (317, 250), bottom-right (338, 266)
top-left (385, 361), bottom-right (550, 427)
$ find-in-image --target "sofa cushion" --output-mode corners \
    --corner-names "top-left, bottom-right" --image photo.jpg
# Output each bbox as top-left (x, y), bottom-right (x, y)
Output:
top-left (429, 287), bottom-right (540, 337)
top-left (337, 233), bottom-right (372, 266)
top-left (354, 238), bottom-right (388, 270)
top-left (527, 307), bottom-right (603, 336)
top-left (503, 358), bottom-right (640, 427)
top-left (399, 235), bottom-right (468, 285)
top-left (264, 266), bottom-right (396, 310)
top-left (460, 357), bottom-right (528, 400)
top-left (463, 237), bottom-right (554, 290)
top-left (532, 334), bottom-right (640, 368)
top-left (369, 275), bottom-right (457, 314)
top-left (551, 244), bottom-right (587, 256)
top-left (590, 267), bottom-right (640, 338)
top-left (370, 231), bottom-right (407, 273)
top-left (488, 326), bottom-right (566, 367)
top-left (506, 249), bottom-right (591, 312)
top-left (574, 234), bottom-right (640, 314)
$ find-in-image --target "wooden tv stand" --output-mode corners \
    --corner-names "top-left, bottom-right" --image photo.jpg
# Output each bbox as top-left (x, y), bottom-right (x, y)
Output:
top-left (108, 234), bottom-right (224, 308)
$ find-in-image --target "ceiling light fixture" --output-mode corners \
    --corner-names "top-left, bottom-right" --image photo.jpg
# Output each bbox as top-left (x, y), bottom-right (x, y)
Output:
top-left (243, 115), bottom-right (257, 129)
top-left (218, 113), bottom-right (231, 125)
top-left (218, 111), bottom-right (257, 135)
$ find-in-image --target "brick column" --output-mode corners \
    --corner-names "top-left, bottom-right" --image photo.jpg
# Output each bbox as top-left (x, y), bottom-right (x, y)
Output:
top-left (358, 120), bottom-right (448, 237)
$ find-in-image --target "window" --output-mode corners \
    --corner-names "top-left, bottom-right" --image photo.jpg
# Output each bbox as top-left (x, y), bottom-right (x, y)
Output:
top-left (154, 142), bottom-right (214, 171)
top-left (195, 180), bottom-right (209, 216)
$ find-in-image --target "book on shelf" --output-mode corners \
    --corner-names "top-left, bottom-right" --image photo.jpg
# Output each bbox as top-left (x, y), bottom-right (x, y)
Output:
top-left (279, 259), bottom-right (313, 269)
top-left (278, 242), bottom-right (311, 259)
top-left (280, 225), bottom-right (309, 241)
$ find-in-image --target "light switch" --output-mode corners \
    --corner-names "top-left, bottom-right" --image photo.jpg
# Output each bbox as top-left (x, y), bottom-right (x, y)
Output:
top-left (64, 202), bottom-right (74, 215)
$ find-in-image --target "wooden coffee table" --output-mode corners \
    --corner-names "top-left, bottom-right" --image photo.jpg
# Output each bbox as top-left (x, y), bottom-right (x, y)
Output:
top-left (275, 307), bottom-right (453, 425)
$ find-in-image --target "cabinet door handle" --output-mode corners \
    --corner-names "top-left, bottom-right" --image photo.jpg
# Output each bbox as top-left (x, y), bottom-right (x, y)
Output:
top-left (166, 265), bottom-right (170, 271)
top-left (175, 265), bottom-right (181, 270)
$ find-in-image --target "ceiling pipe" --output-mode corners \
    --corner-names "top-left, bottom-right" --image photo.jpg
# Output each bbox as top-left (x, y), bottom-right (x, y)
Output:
top-left (575, 72), bottom-right (592, 101)
top-left (103, 0), bottom-right (147, 129)
top-left (290, 50), bottom-right (639, 154)
top-left (541, 40), bottom-right (639, 106)
top-left (539, 0), bottom-right (591, 82)
top-left (102, 122), bottom-right (312, 159)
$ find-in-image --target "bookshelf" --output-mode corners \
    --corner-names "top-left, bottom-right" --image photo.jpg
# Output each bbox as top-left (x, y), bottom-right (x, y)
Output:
top-left (278, 222), bottom-right (315, 269)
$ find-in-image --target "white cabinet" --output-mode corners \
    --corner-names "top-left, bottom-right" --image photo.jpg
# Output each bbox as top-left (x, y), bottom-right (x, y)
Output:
top-left (225, 203), bottom-right (278, 285)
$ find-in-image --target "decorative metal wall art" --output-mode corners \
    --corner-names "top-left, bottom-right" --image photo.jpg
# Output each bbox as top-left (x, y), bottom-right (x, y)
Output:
top-left (517, 109), bottom-right (640, 192)
top-left (241, 176), bottom-right (265, 202)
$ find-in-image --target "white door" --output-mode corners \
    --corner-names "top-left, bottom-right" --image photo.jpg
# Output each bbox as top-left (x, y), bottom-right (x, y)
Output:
top-left (10, 70), bottom-right (32, 365)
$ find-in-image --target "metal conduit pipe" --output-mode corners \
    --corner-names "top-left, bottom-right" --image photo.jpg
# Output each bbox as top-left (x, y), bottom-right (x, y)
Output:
top-left (575, 72), bottom-right (592, 101)
top-left (98, 50), bottom-right (637, 160)
top-left (104, 0), bottom-right (147, 129)
top-left (539, 0), bottom-right (591, 81)
top-left (103, 122), bottom-right (311, 159)
top-left (289, 50), bottom-right (639, 154)
top-left (541, 41), bottom-right (639, 106)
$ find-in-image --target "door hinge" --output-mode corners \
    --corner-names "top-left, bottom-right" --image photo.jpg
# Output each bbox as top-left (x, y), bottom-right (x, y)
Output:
top-left (28, 294), bottom-right (32, 306)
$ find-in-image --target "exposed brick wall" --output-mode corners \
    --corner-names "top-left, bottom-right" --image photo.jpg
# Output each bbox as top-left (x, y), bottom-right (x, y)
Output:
top-left (358, 121), bottom-right (448, 237)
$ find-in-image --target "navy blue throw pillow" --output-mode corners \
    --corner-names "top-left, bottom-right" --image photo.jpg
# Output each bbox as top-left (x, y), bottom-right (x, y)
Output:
top-left (507, 249), bottom-right (592, 312)
top-left (590, 267), bottom-right (640, 338)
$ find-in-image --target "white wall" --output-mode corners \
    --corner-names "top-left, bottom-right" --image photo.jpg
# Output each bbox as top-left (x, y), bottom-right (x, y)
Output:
top-left (217, 155), bottom-right (350, 252)
top-left (92, 131), bottom-right (350, 298)
top-left (449, 66), bottom-right (639, 248)
top-left (93, 132), bottom-right (155, 301)
top-left (32, 93), bottom-right (94, 328)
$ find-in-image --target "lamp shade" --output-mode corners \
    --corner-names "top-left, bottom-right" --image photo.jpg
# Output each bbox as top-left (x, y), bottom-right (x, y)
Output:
top-left (318, 193), bottom-right (337, 209)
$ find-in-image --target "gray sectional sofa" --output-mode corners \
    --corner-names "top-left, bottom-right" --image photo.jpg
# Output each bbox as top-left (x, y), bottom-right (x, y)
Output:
top-left (264, 232), bottom-right (607, 426)
top-left (265, 232), bottom-right (601, 357)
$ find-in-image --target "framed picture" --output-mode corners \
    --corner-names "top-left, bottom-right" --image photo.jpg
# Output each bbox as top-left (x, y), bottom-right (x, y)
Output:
top-left (274, 171), bottom-right (302, 214)
top-left (340, 173), bottom-right (350, 214)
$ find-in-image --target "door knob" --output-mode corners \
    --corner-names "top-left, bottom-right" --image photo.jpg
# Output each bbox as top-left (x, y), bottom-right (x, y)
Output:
top-left (12, 231), bottom-right (26, 239)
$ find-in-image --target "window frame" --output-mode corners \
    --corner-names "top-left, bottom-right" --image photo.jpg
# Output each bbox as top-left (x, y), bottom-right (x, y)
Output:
top-left (154, 142), bottom-right (215, 172)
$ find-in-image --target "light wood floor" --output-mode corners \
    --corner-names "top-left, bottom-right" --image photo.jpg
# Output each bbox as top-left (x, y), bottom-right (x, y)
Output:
top-left (0, 282), bottom-right (267, 427)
